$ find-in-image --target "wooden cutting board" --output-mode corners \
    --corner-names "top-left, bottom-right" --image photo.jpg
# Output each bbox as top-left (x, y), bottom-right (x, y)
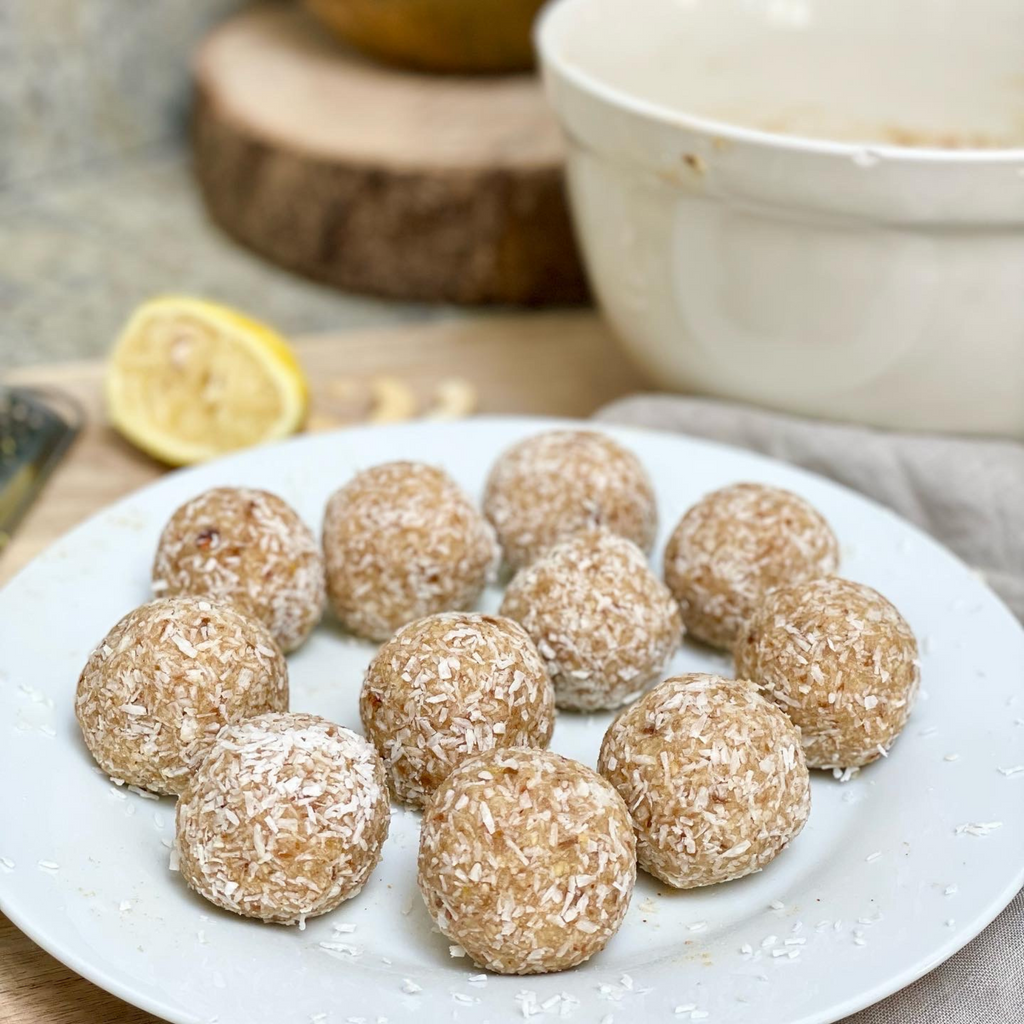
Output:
top-left (193, 5), bottom-right (587, 306)
top-left (0, 310), bottom-right (646, 1024)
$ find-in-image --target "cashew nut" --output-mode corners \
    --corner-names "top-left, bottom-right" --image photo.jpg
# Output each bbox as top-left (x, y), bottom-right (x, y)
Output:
top-left (368, 376), bottom-right (418, 423)
top-left (424, 378), bottom-right (478, 421)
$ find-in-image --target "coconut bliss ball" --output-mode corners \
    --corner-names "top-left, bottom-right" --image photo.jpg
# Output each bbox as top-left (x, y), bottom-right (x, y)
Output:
top-left (323, 462), bottom-right (499, 641)
top-left (663, 483), bottom-right (839, 649)
top-left (484, 429), bottom-right (658, 571)
top-left (175, 712), bottom-right (390, 925)
top-left (152, 487), bottom-right (326, 653)
top-left (417, 748), bottom-right (636, 974)
top-left (360, 612), bottom-right (555, 807)
top-left (735, 576), bottom-right (920, 769)
top-left (500, 527), bottom-right (681, 711)
top-left (75, 596), bottom-right (288, 795)
top-left (599, 674), bottom-right (810, 889)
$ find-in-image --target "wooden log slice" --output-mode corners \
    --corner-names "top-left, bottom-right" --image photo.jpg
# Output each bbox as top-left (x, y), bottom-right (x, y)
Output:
top-left (192, 6), bottom-right (588, 305)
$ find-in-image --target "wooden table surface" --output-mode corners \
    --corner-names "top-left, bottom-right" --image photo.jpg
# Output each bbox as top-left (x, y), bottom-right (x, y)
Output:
top-left (0, 310), bottom-right (646, 1023)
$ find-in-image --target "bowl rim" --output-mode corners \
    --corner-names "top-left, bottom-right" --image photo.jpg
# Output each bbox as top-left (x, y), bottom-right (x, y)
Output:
top-left (535, 0), bottom-right (1024, 165)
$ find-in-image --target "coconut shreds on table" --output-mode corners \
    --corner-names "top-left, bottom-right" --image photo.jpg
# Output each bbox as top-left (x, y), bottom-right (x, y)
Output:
top-left (500, 528), bottom-right (682, 712)
top-left (175, 712), bottom-right (389, 925)
top-left (323, 462), bottom-right (499, 642)
top-left (599, 674), bottom-right (810, 889)
top-left (152, 487), bottom-right (326, 654)
top-left (663, 483), bottom-right (839, 650)
top-left (360, 612), bottom-right (555, 808)
top-left (735, 577), bottom-right (920, 770)
top-left (75, 597), bottom-right (288, 796)
top-left (482, 429), bottom-right (658, 572)
top-left (417, 748), bottom-right (636, 975)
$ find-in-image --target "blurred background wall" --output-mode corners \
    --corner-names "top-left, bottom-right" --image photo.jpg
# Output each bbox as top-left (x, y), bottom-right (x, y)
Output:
top-left (0, 0), bottom-right (434, 369)
top-left (2, 0), bottom-right (245, 183)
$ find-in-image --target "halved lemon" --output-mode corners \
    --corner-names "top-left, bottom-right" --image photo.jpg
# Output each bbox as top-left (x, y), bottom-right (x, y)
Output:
top-left (106, 297), bottom-right (308, 466)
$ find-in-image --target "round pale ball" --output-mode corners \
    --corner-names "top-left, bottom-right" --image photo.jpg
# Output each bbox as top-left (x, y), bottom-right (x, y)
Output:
top-left (500, 527), bottom-right (681, 711)
top-left (418, 748), bottom-right (636, 974)
top-left (484, 429), bottom-right (657, 571)
top-left (360, 612), bottom-right (555, 807)
top-left (176, 712), bottom-right (390, 925)
top-left (75, 597), bottom-right (288, 795)
top-left (323, 462), bottom-right (499, 641)
top-left (599, 673), bottom-right (810, 889)
top-left (152, 487), bottom-right (326, 653)
top-left (735, 576), bottom-right (920, 769)
top-left (664, 483), bottom-right (839, 649)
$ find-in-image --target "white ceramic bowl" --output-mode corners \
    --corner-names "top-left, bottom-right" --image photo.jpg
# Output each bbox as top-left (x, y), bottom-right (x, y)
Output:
top-left (537, 0), bottom-right (1024, 436)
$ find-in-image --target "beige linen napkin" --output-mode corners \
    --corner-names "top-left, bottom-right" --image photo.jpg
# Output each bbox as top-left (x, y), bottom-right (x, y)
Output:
top-left (595, 394), bottom-right (1024, 1024)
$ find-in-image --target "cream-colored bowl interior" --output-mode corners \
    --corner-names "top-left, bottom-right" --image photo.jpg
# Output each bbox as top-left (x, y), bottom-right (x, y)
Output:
top-left (546, 0), bottom-right (1024, 149)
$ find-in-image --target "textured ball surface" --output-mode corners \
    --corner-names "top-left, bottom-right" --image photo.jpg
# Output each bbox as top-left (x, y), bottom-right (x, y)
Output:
top-left (500, 528), bottom-right (681, 711)
top-left (735, 576), bottom-right (920, 769)
top-left (417, 748), bottom-right (636, 974)
top-left (360, 612), bottom-right (555, 807)
top-left (176, 712), bottom-right (390, 925)
top-left (152, 487), bottom-right (326, 653)
top-left (75, 597), bottom-right (288, 796)
top-left (484, 430), bottom-right (657, 571)
top-left (663, 483), bottom-right (839, 649)
top-left (599, 673), bottom-right (810, 889)
top-left (323, 462), bottom-right (499, 641)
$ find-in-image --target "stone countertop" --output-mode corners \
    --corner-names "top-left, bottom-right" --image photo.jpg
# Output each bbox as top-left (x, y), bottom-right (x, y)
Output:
top-left (0, 145), bottom-right (468, 368)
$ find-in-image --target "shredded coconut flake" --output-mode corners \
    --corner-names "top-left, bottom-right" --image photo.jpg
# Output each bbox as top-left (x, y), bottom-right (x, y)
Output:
top-left (954, 822), bottom-right (1003, 837)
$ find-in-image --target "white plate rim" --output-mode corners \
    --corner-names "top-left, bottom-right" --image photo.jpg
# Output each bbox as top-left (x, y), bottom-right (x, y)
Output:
top-left (1, 414), bottom-right (1021, 1024)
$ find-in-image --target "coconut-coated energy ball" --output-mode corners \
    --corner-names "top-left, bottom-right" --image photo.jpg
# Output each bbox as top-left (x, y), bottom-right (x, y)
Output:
top-left (323, 462), bottom-right (499, 641)
top-left (360, 612), bottom-right (555, 807)
top-left (663, 483), bottom-right (839, 650)
top-left (152, 487), bottom-right (326, 653)
top-left (599, 674), bottom-right (810, 889)
top-left (484, 429), bottom-right (657, 571)
top-left (176, 712), bottom-right (390, 925)
top-left (500, 528), bottom-right (681, 711)
top-left (735, 576), bottom-right (920, 769)
top-left (75, 597), bottom-right (288, 795)
top-left (418, 748), bottom-right (636, 974)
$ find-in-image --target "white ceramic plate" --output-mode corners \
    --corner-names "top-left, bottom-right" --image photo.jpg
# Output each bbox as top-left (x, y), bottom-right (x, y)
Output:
top-left (1, 417), bottom-right (1021, 1024)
